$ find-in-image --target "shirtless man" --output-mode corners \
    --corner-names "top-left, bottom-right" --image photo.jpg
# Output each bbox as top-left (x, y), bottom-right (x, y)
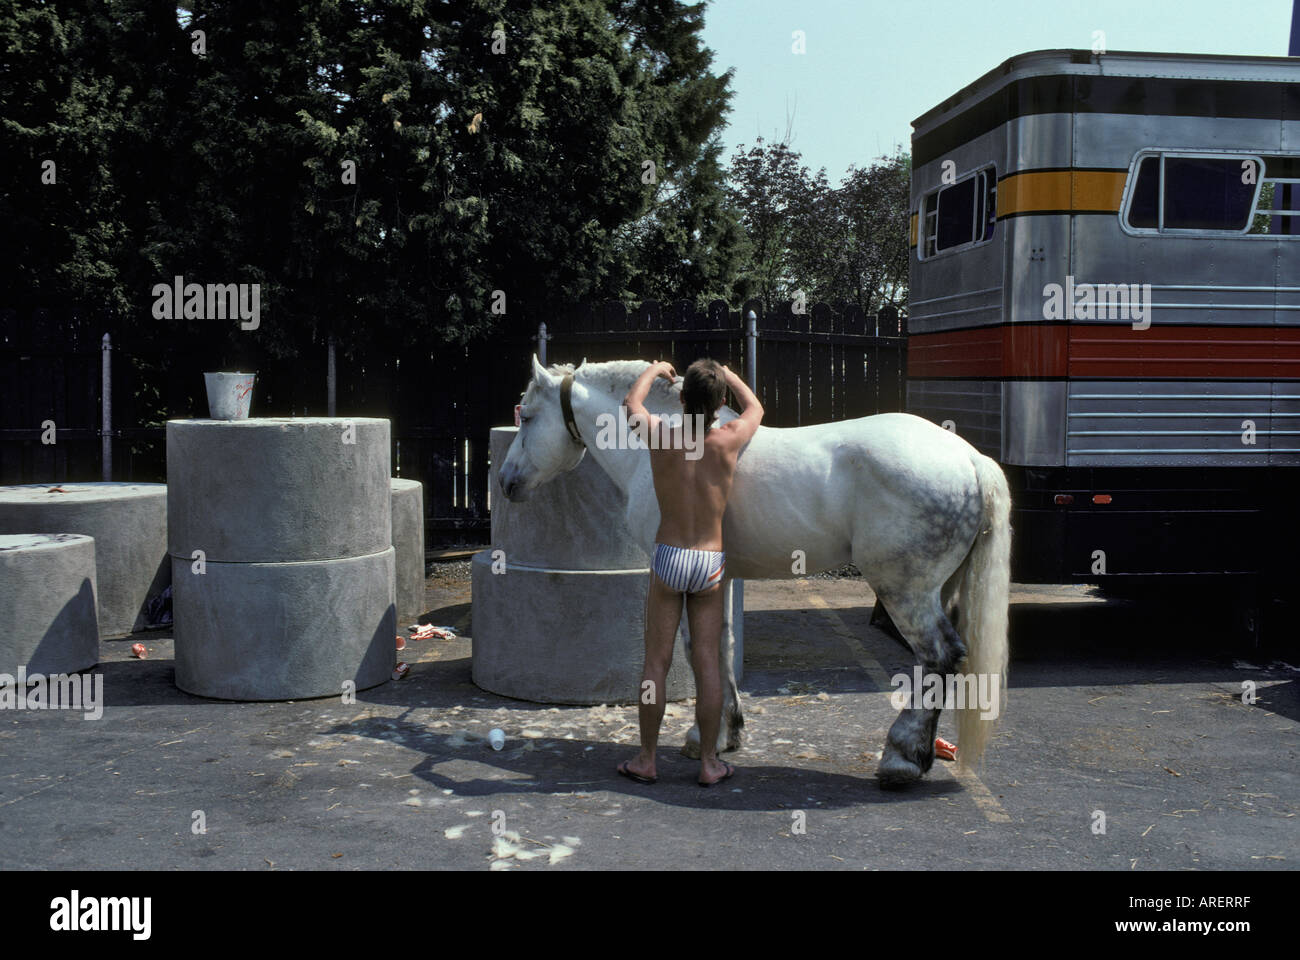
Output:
top-left (615, 358), bottom-right (763, 787)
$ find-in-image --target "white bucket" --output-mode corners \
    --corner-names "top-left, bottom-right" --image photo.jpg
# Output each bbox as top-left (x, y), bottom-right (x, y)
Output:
top-left (204, 372), bottom-right (256, 420)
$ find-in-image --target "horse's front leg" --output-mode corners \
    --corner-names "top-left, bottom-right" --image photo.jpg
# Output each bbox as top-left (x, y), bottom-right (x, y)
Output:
top-left (878, 705), bottom-right (940, 789)
top-left (682, 578), bottom-right (743, 758)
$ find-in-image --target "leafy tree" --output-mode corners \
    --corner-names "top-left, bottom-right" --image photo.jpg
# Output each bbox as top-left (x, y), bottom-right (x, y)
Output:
top-left (724, 136), bottom-right (807, 312)
top-left (837, 149), bottom-right (911, 313)
top-left (0, 1), bottom-right (140, 315)
top-left (726, 137), bottom-right (910, 316)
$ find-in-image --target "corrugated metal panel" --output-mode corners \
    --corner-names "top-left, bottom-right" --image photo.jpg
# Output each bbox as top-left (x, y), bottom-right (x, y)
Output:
top-left (907, 380), bottom-right (1001, 457)
top-left (1066, 381), bottom-right (1280, 466)
top-left (1270, 383), bottom-right (1300, 465)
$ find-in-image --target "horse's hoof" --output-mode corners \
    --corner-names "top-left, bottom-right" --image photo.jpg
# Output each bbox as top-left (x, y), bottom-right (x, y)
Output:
top-left (683, 724), bottom-right (738, 758)
top-left (682, 727), bottom-right (702, 759)
top-left (877, 753), bottom-right (924, 789)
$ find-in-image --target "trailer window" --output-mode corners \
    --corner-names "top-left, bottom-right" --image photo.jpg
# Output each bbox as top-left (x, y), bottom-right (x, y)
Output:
top-left (937, 176), bottom-right (976, 249)
top-left (921, 166), bottom-right (996, 257)
top-left (1125, 153), bottom-right (1263, 233)
top-left (1128, 157), bottom-right (1159, 228)
top-left (1165, 158), bottom-right (1255, 229)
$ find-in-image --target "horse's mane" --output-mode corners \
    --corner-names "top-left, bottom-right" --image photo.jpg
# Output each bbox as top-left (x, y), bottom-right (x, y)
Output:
top-left (523, 360), bottom-right (680, 411)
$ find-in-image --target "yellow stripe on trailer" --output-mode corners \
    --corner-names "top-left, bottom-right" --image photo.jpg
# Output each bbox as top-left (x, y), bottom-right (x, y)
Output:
top-left (996, 169), bottom-right (1126, 216)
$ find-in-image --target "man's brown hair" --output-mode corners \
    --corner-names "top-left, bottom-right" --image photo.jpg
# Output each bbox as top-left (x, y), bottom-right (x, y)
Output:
top-left (681, 358), bottom-right (726, 428)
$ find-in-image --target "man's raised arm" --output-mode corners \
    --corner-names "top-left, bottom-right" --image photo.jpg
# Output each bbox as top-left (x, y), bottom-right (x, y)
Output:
top-left (624, 360), bottom-right (676, 442)
top-left (718, 364), bottom-right (763, 444)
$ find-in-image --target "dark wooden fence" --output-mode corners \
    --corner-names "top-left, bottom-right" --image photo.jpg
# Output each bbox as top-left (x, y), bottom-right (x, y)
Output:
top-left (0, 301), bottom-right (906, 544)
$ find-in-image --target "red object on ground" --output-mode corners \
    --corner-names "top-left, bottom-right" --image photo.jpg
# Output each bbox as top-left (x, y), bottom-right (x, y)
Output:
top-left (395, 635), bottom-right (406, 651)
top-left (131, 643), bottom-right (147, 659)
top-left (392, 661), bottom-right (410, 680)
top-left (935, 736), bottom-right (958, 762)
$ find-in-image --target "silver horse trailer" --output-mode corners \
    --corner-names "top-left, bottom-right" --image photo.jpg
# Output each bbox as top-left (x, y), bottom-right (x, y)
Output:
top-left (906, 49), bottom-right (1300, 610)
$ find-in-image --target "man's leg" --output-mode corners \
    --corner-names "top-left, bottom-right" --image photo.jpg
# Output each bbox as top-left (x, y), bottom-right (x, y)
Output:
top-left (685, 581), bottom-right (731, 785)
top-left (620, 574), bottom-right (682, 782)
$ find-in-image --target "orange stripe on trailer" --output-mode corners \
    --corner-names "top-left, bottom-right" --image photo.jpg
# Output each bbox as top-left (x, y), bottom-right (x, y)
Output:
top-left (909, 323), bottom-right (1300, 380)
top-left (908, 324), bottom-right (1068, 378)
top-left (1070, 325), bottom-right (1300, 380)
top-left (996, 169), bottom-right (1126, 217)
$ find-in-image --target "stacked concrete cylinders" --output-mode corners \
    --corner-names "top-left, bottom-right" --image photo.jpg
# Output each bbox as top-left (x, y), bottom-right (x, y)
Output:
top-left (0, 483), bottom-right (168, 637)
top-left (473, 426), bottom-right (743, 705)
top-left (0, 534), bottom-right (99, 675)
top-left (390, 479), bottom-right (425, 621)
top-left (167, 418), bottom-right (396, 700)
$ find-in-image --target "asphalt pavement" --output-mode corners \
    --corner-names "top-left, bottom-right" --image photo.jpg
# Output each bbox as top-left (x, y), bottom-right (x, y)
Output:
top-left (0, 569), bottom-right (1295, 870)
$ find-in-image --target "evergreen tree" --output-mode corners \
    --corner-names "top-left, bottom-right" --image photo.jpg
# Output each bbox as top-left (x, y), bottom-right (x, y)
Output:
top-left (1, 0), bottom-right (743, 357)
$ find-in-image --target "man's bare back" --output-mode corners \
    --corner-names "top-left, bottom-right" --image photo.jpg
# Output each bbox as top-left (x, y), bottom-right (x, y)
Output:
top-left (633, 363), bottom-right (762, 552)
top-left (647, 424), bottom-right (736, 552)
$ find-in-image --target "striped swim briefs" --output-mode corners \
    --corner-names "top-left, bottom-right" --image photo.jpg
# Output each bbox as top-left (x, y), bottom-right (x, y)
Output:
top-left (651, 542), bottom-right (726, 594)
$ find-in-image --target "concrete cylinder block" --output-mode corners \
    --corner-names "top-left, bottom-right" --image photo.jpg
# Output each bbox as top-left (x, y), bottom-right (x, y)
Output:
top-left (0, 483), bottom-right (168, 637)
top-left (166, 418), bottom-right (391, 563)
top-left (488, 427), bottom-right (649, 570)
top-left (390, 479), bottom-right (425, 621)
top-left (173, 548), bottom-right (396, 701)
top-left (0, 534), bottom-right (99, 675)
top-left (470, 551), bottom-right (696, 704)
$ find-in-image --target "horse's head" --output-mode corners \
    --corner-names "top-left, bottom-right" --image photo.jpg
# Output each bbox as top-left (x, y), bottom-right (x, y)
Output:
top-left (498, 355), bottom-right (588, 501)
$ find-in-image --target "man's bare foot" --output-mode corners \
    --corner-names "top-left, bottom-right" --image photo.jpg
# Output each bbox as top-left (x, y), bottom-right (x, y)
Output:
top-left (617, 757), bottom-right (657, 785)
top-left (698, 758), bottom-right (734, 787)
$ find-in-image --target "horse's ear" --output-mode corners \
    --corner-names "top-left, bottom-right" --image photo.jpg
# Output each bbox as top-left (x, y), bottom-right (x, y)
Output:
top-left (531, 354), bottom-right (556, 386)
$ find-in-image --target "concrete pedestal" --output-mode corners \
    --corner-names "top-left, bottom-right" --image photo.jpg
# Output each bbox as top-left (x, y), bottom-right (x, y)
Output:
top-left (391, 479), bottom-right (425, 621)
top-left (167, 418), bottom-right (391, 561)
top-left (475, 552), bottom-right (708, 703)
top-left (172, 549), bottom-right (396, 700)
top-left (471, 426), bottom-right (742, 705)
top-left (0, 483), bottom-right (168, 637)
top-left (0, 534), bottom-right (99, 675)
top-left (168, 417), bottom-right (396, 701)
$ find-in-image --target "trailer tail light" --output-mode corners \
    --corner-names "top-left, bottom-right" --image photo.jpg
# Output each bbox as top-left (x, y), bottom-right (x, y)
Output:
top-left (1054, 494), bottom-right (1074, 505)
top-left (1093, 494), bottom-right (1112, 505)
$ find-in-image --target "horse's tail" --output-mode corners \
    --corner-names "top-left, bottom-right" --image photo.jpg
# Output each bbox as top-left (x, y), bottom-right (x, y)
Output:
top-left (954, 452), bottom-right (1011, 772)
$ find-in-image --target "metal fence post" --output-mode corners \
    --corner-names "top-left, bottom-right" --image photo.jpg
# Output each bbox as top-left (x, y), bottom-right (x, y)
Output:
top-left (745, 310), bottom-right (757, 392)
top-left (327, 333), bottom-right (337, 417)
top-left (101, 333), bottom-right (112, 481)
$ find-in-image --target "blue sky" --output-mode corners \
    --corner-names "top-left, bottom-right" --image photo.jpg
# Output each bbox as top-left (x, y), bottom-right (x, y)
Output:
top-left (699, 0), bottom-right (1298, 181)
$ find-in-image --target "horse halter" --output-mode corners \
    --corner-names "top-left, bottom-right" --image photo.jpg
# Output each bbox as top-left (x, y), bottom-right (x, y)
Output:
top-left (560, 373), bottom-right (585, 447)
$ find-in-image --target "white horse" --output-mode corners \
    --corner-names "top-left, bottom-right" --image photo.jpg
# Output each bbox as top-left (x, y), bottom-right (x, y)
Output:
top-left (498, 357), bottom-right (1010, 786)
